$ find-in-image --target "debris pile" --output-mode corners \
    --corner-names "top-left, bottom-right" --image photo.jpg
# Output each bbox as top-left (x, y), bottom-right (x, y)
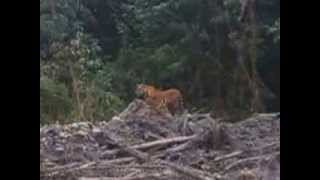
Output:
top-left (41, 99), bottom-right (280, 180)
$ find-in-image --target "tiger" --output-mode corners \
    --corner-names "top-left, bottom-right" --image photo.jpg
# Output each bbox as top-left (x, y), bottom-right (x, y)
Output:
top-left (135, 83), bottom-right (184, 116)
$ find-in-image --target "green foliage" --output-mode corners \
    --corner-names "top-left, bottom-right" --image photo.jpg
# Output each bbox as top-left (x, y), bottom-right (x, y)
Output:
top-left (268, 18), bottom-right (280, 43)
top-left (40, 0), bottom-right (81, 56)
top-left (40, 32), bottom-right (125, 124)
top-left (40, 76), bottom-right (72, 124)
top-left (40, 0), bottom-right (280, 124)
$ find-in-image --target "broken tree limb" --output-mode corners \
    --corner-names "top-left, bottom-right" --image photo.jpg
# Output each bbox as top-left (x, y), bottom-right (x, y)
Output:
top-left (206, 143), bottom-right (279, 165)
top-left (92, 164), bottom-right (166, 169)
top-left (165, 132), bottom-right (205, 153)
top-left (45, 162), bottom-right (81, 173)
top-left (101, 135), bottom-right (197, 157)
top-left (157, 159), bottom-right (217, 180)
top-left (44, 161), bottom-right (98, 177)
top-left (255, 112), bottom-right (280, 119)
top-left (104, 133), bottom-right (150, 162)
top-left (100, 157), bottom-right (135, 164)
top-left (79, 171), bottom-right (172, 180)
top-left (100, 152), bottom-right (166, 165)
top-left (43, 155), bottom-right (168, 177)
top-left (213, 151), bottom-right (243, 163)
top-left (224, 154), bottom-right (273, 173)
top-left (212, 142), bottom-right (279, 164)
top-left (103, 132), bottom-right (217, 180)
top-left (165, 140), bottom-right (194, 153)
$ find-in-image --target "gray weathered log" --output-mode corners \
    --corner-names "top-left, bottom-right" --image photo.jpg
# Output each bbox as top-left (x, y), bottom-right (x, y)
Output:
top-left (101, 135), bottom-right (197, 157)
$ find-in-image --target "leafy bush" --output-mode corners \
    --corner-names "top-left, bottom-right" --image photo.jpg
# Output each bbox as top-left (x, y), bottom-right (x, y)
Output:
top-left (40, 76), bottom-right (72, 124)
top-left (40, 0), bottom-right (280, 124)
top-left (40, 32), bottom-right (125, 124)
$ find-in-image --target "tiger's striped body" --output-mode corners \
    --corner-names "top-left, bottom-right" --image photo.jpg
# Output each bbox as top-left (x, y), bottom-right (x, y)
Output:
top-left (136, 84), bottom-right (184, 116)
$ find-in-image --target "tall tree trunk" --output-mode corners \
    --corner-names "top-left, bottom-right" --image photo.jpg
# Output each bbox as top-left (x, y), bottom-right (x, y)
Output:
top-left (48, 0), bottom-right (56, 17)
top-left (68, 59), bottom-right (85, 121)
top-left (239, 0), bottom-right (265, 113)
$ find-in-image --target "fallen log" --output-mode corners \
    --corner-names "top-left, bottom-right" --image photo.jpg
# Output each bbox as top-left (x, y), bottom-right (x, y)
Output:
top-left (158, 160), bottom-right (218, 180)
top-left (224, 153), bottom-right (279, 173)
top-left (101, 135), bottom-right (197, 157)
top-left (79, 171), bottom-right (172, 180)
top-left (213, 151), bottom-right (243, 162)
top-left (104, 133), bottom-right (218, 180)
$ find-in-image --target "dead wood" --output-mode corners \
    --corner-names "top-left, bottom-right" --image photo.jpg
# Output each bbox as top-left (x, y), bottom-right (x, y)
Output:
top-left (41, 100), bottom-right (280, 180)
top-left (101, 131), bottom-right (218, 180)
top-left (101, 135), bottom-right (197, 157)
top-left (213, 151), bottom-right (243, 163)
top-left (78, 171), bottom-right (172, 180)
top-left (224, 153), bottom-right (277, 173)
top-left (157, 160), bottom-right (217, 180)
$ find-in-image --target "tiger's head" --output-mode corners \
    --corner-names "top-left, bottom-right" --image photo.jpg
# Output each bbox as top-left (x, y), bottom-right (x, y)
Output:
top-left (135, 83), bottom-right (156, 98)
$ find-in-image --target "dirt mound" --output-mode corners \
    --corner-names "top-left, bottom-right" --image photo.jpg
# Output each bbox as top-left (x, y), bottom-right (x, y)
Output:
top-left (41, 99), bottom-right (280, 180)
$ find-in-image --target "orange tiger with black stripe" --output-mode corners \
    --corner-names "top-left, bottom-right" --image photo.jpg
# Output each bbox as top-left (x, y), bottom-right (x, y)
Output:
top-left (135, 84), bottom-right (184, 116)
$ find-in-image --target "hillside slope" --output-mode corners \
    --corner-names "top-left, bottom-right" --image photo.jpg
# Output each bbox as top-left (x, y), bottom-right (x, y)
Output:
top-left (41, 99), bottom-right (280, 180)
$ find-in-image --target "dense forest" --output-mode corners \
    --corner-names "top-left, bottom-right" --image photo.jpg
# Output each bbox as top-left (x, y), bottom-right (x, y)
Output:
top-left (40, 0), bottom-right (280, 124)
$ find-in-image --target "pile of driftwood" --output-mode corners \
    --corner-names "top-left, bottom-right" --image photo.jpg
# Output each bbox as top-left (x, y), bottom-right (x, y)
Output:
top-left (40, 99), bottom-right (280, 180)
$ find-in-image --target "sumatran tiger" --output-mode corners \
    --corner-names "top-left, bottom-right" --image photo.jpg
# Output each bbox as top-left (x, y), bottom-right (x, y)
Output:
top-left (135, 84), bottom-right (184, 116)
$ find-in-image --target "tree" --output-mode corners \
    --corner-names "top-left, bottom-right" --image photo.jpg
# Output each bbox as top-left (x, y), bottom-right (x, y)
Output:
top-left (40, 0), bottom-right (280, 123)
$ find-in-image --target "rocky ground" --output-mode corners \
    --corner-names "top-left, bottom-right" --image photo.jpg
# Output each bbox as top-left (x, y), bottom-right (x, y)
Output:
top-left (40, 99), bottom-right (280, 180)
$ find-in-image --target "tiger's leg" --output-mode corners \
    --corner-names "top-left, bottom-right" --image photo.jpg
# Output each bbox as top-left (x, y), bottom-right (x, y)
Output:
top-left (155, 98), bottom-right (165, 110)
top-left (155, 99), bottom-right (172, 119)
top-left (145, 97), bottom-right (169, 119)
top-left (144, 97), bottom-right (157, 119)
